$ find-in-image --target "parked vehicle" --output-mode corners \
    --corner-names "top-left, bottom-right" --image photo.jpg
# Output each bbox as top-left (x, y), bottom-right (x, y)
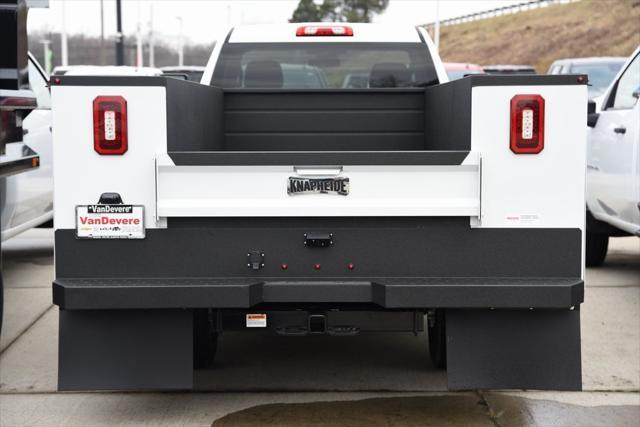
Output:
top-left (51, 23), bottom-right (587, 392)
top-left (548, 57), bottom-right (626, 98)
top-left (1, 0), bottom-right (46, 332)
top-left (1, 53), bottom-right (52, 241)
top-left (483, 64), bottom-right (536, 75)
top-left (585, 47), bottom-right (640, 266)
top-left (341, 72), bottom-right (368, 88)
top-left (281, 64), bottom-right (329, 88)
top-left (443, 62), bottom-right (484, 80)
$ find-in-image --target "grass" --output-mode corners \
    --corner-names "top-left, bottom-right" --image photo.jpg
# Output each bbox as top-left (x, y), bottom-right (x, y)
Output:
top-left (433, 0), bottom-right (640, 73)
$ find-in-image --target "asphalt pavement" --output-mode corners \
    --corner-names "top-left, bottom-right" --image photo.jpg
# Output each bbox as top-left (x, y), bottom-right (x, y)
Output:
top-left (0, 229), bottom-right (638, 426)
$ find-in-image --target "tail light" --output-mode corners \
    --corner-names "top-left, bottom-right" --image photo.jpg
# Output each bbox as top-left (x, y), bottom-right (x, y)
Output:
top-left (93, 96), bottom-right (128, 155)
top-left (510, 94), bottom-right (544, 154)
top-left (296, 26), bottom-right (353, 37)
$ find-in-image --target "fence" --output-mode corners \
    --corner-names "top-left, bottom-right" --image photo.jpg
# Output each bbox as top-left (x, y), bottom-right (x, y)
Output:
top-left (424, 0), bottom-right (579, 29)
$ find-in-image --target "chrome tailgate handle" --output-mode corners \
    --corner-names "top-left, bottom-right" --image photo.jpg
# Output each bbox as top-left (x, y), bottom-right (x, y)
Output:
top-left (294, 166), bottom-right (343, 176)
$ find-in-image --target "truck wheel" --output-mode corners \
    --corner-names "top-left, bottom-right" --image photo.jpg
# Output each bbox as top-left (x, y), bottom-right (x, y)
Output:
top-left (586, 232), bottom-right (609, 267)
top-left (428, 310), bottom-right (447, 369)
top-left (194, 309), bottom-right (218, 369)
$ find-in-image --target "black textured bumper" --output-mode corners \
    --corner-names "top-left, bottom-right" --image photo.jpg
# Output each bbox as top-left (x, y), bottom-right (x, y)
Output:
top-left (53, 277), bottom-right (583, 310)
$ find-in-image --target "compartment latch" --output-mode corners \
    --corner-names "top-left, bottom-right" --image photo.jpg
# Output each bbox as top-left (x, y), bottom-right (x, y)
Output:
top-left (304, 232), bottom-right (333, 248)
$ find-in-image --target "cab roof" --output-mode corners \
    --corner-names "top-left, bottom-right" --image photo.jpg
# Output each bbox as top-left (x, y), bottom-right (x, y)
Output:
top-left (228, 23), bottom-right (423, 43)
top-left (550, 57), bottom-right (627, 66)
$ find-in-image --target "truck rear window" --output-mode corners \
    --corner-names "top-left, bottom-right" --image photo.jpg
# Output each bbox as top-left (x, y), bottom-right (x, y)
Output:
top-left (211, 43), bottom-right (438, 89)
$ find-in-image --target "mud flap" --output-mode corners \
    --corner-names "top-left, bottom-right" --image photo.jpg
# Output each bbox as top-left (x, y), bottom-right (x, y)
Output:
top-left (446, 308), bottom-right (582, 391)
top-left (58, 309), bottom-right (193, 391)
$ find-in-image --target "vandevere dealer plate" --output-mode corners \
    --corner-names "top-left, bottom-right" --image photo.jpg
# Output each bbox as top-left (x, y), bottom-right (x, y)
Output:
top-left (76, 205), bottom-right (145, 239)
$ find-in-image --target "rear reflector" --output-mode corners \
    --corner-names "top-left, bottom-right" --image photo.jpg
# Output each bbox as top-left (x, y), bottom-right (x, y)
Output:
top-left (93, 96), bottom-right (128, 155)
top-left (296, 25), bottom-right (353, 37)
top-left (510, 94), bottom-right (544, 154)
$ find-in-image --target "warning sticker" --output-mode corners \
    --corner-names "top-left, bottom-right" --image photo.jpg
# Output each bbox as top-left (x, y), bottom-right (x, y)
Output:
top-left (246, 313), bottom-right (267, 328)
top-left (506, 213), bottom-right (540, 225)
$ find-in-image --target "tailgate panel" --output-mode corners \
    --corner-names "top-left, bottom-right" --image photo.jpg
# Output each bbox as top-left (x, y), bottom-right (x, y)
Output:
top-left (156, 152), bottom-right (480, 218)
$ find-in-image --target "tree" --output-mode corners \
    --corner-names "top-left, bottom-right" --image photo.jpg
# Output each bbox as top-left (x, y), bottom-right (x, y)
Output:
top-left (290, 0), bottom-right (323, 22)
top-left (342, 0), bottom-right (389, 23)
top-left (290, 0), bottom-right (389, 24)
top-left (319, 0), bottom-right (342, 22)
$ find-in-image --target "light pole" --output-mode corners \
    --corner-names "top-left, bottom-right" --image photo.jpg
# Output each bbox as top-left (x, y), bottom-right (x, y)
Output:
top-left (99, 0), bottom-right (105, 65)
top-left (41, 39), bottom-right (52, 74)
top-left (136, 1), bottom-right (143, 67)
top-left (176, 17), bottom-right (184, 67)
top-left (434, 0), bottom-right (440, 52)
top-left (60, 0), bottom-right (68, 66)
top-left (148, 3), bottom-right (155, 68)
top-left (115, 0), bottom-right (124, 66)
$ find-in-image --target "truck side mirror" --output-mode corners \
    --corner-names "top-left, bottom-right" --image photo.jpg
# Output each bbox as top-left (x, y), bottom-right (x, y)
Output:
top-left (587, 99), bottom-right (599, 128)
top-left (632, 87), bottom-right (640, 100)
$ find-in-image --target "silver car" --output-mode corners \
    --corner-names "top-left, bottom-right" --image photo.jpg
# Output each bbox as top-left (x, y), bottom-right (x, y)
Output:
top-left (548, 57), bottom-right (626, 98)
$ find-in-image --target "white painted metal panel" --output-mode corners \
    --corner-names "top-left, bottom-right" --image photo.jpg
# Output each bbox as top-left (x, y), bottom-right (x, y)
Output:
top-left (156, 154), bottom-right (480, 218)
top-left (470, 85), bottom-right (587, 231)
top-left (51, 85), bottom-right (168, 229)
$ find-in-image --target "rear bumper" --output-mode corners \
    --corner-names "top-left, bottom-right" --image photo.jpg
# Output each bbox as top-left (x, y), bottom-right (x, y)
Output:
top-left (53, 217), bottom-right (584, 310)
top-left (53, 277), bottom-right (583, 310)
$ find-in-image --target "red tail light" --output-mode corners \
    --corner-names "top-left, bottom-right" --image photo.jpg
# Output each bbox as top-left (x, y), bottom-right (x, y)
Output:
top-left (296, 25), bottom-right (353, 37)
top-left (510, 94), bottom-right (544, 154)
top-left (93, 96), bottom-right (128, 155)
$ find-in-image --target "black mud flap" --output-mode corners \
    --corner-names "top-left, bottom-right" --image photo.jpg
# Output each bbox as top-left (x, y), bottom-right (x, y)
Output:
top-left (58, 309), bottom-right (193, 391)
top-left (446, 308), bottom-right (581, 391)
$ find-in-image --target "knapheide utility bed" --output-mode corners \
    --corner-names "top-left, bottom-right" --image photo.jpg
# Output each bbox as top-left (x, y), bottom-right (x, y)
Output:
top-left (51, 23), bottom-right (587, 392)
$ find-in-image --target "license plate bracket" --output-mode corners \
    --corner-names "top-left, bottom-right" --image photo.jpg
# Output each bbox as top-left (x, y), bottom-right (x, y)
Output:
top-left (75, 204), bottom-right (145, 239)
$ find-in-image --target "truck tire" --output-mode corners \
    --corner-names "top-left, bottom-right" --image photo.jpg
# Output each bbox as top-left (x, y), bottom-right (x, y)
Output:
top-left (586, 232), bottom-right (608, 267)
top-left (428, 310), bottom-right (447, 369)
top-left (194, 309), bottom-right (218, 369)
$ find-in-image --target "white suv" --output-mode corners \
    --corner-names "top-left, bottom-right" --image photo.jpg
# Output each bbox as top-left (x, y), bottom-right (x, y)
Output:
top-left (586, 46), bottom-right (640, 266)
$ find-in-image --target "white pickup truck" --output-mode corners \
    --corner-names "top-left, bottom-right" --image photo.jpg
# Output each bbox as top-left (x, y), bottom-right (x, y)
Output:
top-left (51, 23), bottom-right (587, 391)
top-left (586, 46), bottom-right (640, 266)
top-left (1, 54), bottom-right (53, 242)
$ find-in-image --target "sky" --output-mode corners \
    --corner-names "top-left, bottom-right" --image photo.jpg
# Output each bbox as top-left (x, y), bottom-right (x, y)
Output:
top-left (28, 0), bottom-right (524, 46)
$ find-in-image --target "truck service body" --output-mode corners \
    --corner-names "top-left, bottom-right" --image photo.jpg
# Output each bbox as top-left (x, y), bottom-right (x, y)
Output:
top-left (51, 24), bottom-right (587, 391)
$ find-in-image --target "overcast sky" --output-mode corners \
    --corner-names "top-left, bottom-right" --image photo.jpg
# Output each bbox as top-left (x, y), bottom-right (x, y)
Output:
top-left (28, 0), bottom-right (523, 46)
